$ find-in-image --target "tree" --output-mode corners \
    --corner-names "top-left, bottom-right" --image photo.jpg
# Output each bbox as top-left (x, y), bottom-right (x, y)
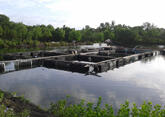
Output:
top-left (105, 22), bottom-right (110, 29)
top-left (63, 26), bottom-right (72, 42)
top-left (0, 14), bottom-right (9, 24)
top-left (32, 26), bottom-right (42, 40)
top-left (0, 26), bottom-right (3, 37)
top-left (47, 24), bottom-right (54, 32)
top-left (99, 23), bottom-right (105, 31)
top-left (143, 22), bottom-right (155, 31)
top-left (41, 26), bottom-right (52, 41)
top-left (0, 13), bottom-right (165, 48)
top-left (26, 31), bottom-right (33, 40)
top-left (9, 29), bottom-right (17, 40)
top-left (69, 30), bottom-right (81, 42)
top-left (92, 32), bottom-right (104, 42)
top-left (53, 28), bottom-right (65, 41)
top-left (104, 30), bottom-right (115, 40)
top-left (81, 26), bottom-right (93, 42)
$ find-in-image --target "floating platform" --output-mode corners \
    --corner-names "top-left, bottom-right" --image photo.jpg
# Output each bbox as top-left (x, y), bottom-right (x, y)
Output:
top-left (0, 48), bottom-right (160, 74)
top-left (161, 49), bottom-right (165, 55)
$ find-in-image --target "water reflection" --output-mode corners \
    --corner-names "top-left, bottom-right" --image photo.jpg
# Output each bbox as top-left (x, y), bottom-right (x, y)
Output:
top-left (0, 55), bottom-right (164, 109)
top-left (141, 55), bottom-right (158, 63)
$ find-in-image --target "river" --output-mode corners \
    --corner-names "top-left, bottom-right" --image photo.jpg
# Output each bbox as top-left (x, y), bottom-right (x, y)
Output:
top-left (0, 51), bottom-right (165, 109)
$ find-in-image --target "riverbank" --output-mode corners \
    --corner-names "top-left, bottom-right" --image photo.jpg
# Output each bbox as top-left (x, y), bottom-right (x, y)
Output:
top-left (0, 39), bottom-right (93, 49)
top-left (0, 41), bottom-right (94, 55)
top-left (1, 89), bottom-right (165, 117)
top-left (0, 89), bottom-right (53, 117)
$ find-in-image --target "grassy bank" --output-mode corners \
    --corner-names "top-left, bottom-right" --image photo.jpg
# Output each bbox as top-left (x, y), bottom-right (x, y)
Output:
top-left (0, 40), bottom-right (69, 49)
top-left (0, 39), bottom-right (93, 50)
top-left (0, 90), bottom-right (53, 117)
top-left (1, 89), bottom-right (165, 117)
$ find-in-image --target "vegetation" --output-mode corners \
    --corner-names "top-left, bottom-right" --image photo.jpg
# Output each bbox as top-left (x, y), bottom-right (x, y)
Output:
top-left (0, 91), bottom-right (29, 117)
top-left (1, 89), bottom-right (165, 117)
top-left (0, 90), bottom-right (53, 117)
top-left (1, 13), bottom-right (165, 116)
top-left (48, 97), bottom-right (165, 117)
top-left (0, 14), bottom-right (165, 49)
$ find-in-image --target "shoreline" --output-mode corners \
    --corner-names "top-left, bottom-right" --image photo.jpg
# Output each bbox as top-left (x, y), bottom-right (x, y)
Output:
top-left (0, 89), bottom-right (53, 117)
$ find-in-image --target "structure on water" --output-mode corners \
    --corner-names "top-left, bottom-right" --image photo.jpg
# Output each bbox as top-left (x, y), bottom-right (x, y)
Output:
top-left (0, 46), bottom-right (162, 74)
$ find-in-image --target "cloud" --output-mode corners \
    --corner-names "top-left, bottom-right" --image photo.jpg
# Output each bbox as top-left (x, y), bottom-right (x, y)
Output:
top-left (100, 56), bottom-right (165, 103)
top-left (1, 0), bottom-right (165, 28)
top-left (0, 0), bottom-right (65, 27)
top-left (0, 0), bottom-right (35, 8)
top-left (72, 88), bottom-right (97, 102)
top-left (45, 0), bottom-right (165, 28)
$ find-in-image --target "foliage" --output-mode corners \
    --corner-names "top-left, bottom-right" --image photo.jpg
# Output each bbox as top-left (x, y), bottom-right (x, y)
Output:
top-left (69, 29), bottom-right (82, 42)
top-left (1, 89), bottom-right (165, 117)
top-left (53, 28), bottom-right (65, 41)
top-left (0, 26), bottom-right (3, 37)
top-left (0, 91), bottom-right (30, 117)
top-left (48, 97), bottom-right (165, 117)
top-left (0, 14), bottom-right (165, 49)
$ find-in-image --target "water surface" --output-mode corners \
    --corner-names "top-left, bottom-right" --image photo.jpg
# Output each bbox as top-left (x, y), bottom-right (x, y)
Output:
top-left (0, 55), bottom-right (165, 108)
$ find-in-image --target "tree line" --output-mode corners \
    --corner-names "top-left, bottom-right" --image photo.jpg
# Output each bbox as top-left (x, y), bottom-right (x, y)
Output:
top-left (0, 14), bottom-right (165, 48)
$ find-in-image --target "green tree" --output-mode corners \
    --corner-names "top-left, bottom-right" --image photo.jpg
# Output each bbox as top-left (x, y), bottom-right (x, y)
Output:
top-left (0, 39), bottom-right (5, 48)
top-left (0, 13), bottom-right (165, 48)
top-left (63, 26), bottom-right (72, 42)
top-left (69, 30), bottom-right (81, 42)
top-left (47, 24), bottom-right (54, 32)
top-left (41, 27), bottom-right (52, 41)
top-left (81, 25), bottom-right (93, 42)
top-left (32, 26), bottom-right (42, 40)
top-left (9, 29), bottom-right (17, 40)
top-left (0, 26), bottom-right (3, 37)
top-left (104, 30), bottom-right (115, 40)
top-left (53, 28), bottom-right (65, 41)
top-left (0, 14), bottom-right (9, 25)
top-left (26, 31), bottom-right (33, 40)
top-left (92, 32), bottom-right (104, 42)
top-left (13, 23), bottom-right (28, 40)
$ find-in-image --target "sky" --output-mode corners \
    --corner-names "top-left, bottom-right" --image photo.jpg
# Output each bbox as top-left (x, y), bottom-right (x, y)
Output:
top-left (0, 0), bottom-right (165, 29)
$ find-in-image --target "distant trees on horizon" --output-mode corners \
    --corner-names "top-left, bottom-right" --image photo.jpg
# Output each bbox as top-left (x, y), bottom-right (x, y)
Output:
top-left (0, 14), bottom-right (165, 48)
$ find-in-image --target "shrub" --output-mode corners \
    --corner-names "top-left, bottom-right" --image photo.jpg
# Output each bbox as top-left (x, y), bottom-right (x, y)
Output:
top-left (0, 92), bottom-right (30, 117)
top-left (48, 97), bottom-right (165, 117)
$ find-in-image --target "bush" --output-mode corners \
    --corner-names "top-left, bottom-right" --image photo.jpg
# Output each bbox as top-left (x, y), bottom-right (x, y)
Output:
top-left (0, 92), bottom-right (30, 117)
top-left (48, 97), bottom-right (165, 117)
